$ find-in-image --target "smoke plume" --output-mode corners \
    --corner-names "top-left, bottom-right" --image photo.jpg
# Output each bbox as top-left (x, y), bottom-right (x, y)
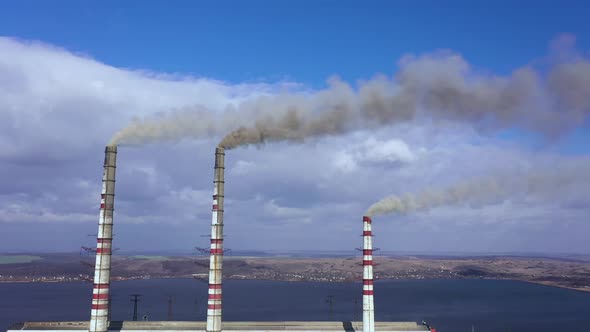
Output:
top-left (366, 164), bottom-right (590, 217)
top-left (110, 36), bottom-right (590, 148)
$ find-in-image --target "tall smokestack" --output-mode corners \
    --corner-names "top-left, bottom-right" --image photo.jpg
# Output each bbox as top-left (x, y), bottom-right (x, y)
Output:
top-left (362, 216), bottom-right (375, 332)
top-left (89, 146), bottom-right (117, 332)
top-left (207, 147), bottom-right (225, 332)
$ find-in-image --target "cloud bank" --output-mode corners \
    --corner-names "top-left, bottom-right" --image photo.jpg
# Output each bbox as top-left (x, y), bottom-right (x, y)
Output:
top-left (1, 35), bottom-right (590, 254)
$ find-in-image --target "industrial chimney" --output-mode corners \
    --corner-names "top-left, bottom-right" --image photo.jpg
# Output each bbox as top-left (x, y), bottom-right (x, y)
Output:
top-left (207, 147), bottom-right (225, 332)
top-left (362, 216), bottom-right (375, 332)
top-left (89, 146), bottom-right (117, 332)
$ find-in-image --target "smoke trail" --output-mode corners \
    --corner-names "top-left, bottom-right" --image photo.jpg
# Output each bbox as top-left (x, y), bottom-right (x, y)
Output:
top-left (110, 36), bottom-right (590, 148)
top-left (365, 164), bottom-right (590, 217)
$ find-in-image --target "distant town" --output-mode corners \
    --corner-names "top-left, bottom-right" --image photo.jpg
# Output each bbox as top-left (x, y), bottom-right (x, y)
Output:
top-left (1, 253), bottom-right (589, 292)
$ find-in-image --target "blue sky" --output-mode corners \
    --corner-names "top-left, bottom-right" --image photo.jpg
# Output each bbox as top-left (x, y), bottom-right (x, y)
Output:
top-left (0, 2), bottom-right (589, 253)
top-left (2, 1), bottom-right (589, 82)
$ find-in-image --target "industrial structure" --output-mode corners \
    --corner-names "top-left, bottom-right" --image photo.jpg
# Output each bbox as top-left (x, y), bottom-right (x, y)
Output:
top-left (362, 216), bottom-right (375, 332)
top-left (207, 147), bottom-right (225, 332)
top-left (9, 321), bottom-right (432, 332)
top-left (6, 145), bottom-right (434, 332)
top-left (90, 145), bottom-right (117, 332)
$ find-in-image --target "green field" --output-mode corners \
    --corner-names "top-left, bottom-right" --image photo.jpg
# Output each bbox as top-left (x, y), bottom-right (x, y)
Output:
top-left (0, 255), bottom-right (42, 264)
top-left (130, 255), bottom-right (171, 261)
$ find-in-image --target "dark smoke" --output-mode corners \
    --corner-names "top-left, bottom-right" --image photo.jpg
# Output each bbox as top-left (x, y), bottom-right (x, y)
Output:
top-left (110, 35), bottom-right (590, 148)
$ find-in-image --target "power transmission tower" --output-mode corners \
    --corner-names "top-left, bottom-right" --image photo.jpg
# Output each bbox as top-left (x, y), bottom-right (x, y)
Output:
top-left (167, 295), bottom-right (174, 321)
top-left (130, 294), bottom-right (141, 321)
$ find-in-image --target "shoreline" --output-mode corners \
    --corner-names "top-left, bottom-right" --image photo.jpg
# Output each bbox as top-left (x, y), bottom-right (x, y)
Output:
top-left (522, 279), bottom-right (590, 293)
top-left (3, 276), bottom-right (590, 293)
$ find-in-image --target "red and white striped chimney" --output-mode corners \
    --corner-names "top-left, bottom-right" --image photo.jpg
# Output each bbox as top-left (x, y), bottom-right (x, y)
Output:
top-left (362, 216), bottom-right (375, 332)
top-left (89, 146), bottom-right (117, 332)
top-left (207, 147), bottom-right (225, 332)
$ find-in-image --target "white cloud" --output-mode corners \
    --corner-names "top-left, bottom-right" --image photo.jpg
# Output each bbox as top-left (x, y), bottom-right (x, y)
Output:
top-left (333, 151), bottom-right (358, 172)
top-left (361, 137), bottom-right (416, 163)
top-left (231, 160), bottom-right (257, 175)
top-left (0, 201), bottom-right (95, 224)
top-left (0, 36), bottom-right (283, 153)
top-left (263, 199), bottom-right (311, 223)
top-left (332, 136), bottom-right (416, 172)
top-left (0, 37), bottom-right (589, 254)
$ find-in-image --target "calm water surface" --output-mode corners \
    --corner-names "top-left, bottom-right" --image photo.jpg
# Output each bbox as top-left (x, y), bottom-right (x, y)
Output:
top-left (1, 279), bottom-right (590, 332)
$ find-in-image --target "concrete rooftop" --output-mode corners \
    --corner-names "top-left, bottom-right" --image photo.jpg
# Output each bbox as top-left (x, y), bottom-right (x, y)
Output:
top-left (7, 321), bottom-right (431, 332)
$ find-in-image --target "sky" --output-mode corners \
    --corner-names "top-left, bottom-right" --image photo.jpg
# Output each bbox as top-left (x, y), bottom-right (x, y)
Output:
top-left (1, 1), bottom-right (589, 254)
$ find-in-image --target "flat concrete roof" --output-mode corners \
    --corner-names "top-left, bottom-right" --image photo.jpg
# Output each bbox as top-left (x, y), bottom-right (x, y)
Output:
top-left (7, 321), bottom-right (431, 332)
